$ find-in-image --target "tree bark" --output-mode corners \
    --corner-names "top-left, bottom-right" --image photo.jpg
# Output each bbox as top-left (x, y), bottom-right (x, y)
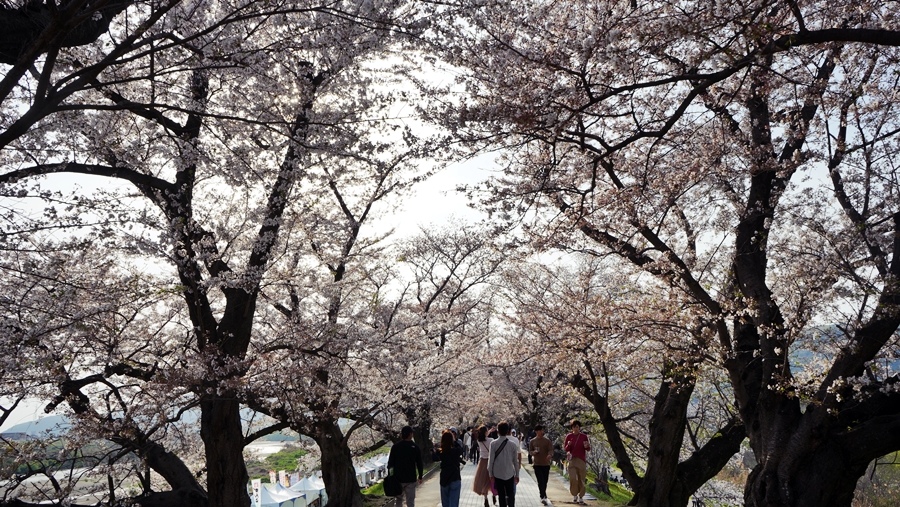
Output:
top-left (201, 396), bottom-right (251, 507)
top-left (313, 417), bottom-right (364, 507)
top-left (0, 0), bottom-right (133, 65)
top-left (630, 372), bottom-right (694, 507)
top-left (744, 441), bottom-right (866, 507)
top-left (404, 402), bottom-right (435, 465)
top-left (572, 362), bottom-right (745, 507)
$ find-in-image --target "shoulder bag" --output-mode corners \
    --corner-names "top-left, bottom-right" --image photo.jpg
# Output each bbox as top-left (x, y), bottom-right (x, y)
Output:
top-left (383, 468), bottom-right (402, 497)
top-left (490, 438), bottom-right (510, 477)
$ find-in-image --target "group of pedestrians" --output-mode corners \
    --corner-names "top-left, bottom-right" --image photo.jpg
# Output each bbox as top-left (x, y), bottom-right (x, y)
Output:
top-left (473, 421), bottom-right (520, 507)
top-left (387, 419), bottom-right (592, 507)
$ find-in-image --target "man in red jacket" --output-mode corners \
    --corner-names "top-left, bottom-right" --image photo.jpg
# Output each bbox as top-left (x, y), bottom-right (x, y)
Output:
top-left (563, 419), bottom-right (591, 504)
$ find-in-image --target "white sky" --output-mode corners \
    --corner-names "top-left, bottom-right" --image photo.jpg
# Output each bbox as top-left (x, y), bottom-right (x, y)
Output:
top-left (1, 400), bottom-right (48, 432)
top-left (390, 154), bottom-right (494, 237)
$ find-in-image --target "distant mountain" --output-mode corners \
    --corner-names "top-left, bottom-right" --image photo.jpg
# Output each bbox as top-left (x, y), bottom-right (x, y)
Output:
top-left (0, 432), bottom-right (31, 441)
top-left (0, 412), bottom-right (302, 441)
top-left (792, 325), bottom-right (900, 372)
top-left (0, 410), bottom-right (339, 443)
top-left (1, 415), bottom-right (70, 437)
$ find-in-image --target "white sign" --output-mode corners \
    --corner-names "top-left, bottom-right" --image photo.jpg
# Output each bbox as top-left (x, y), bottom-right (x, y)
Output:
top-left (251, 479), bottom-right (261, 507)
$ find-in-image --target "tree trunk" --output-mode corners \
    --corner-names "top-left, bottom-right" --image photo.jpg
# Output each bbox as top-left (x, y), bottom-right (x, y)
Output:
top-left (112, 436), bottom-right (208, 506)
top-left (744, 443), bottom-right (866, 507)
top-left (0, 0), bottom-right (133, 65)
top-left (626, 371), bottom-right (746, 507)
top-left (201, 396), bottom-right (250, 507)
top-left (314, 417), bottom-right (364, 507)
top-left (405, 402), bottom-right (435, 465)
top-left (573, 363), bottom-right (745, 507)
top-left (628, 374), bottom-right (694, 507)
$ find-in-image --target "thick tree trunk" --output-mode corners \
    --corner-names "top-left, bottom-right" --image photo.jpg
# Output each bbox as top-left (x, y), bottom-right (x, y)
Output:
top-left (744, 443), bottom-right (866, 507)
top-left (404, 402), bottom-right (435, 465)
top-left (629, 375), bottom-right (693, 507)
top-left (573, 363), bottom-right (745, 507)
top-left (112, 436), bottom-right (208, 506)
top-left (314, 418), bottom-right (364, 507)
top-left (0, 0), bottom-right (133, 64)
top-left (201, 396), bottom-right (251, 507)
top-left (626, 371), bottom-right (745, 507)
top-left (137, 438), bottom-right (207, 495)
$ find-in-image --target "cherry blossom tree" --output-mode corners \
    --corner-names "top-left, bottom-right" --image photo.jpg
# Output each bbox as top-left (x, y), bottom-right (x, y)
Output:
top-left (237, 137), bottom-right (438, 506)
top-left (0, 1), bottom-right (439, 506)
top-left (429, 1), bottom-right (900, 506)
top-left (500, 256), bottom-right (745, 507)
top-left (383, 225), bottom-right (504, 459)
top-left (0, 240), bottom-right (209, 506)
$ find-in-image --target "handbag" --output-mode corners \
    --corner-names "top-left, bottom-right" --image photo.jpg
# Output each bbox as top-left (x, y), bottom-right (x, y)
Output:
top-left (383, 470), bottom-right (402, 497)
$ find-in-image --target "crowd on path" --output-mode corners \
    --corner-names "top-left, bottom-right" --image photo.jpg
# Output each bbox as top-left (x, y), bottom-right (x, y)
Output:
top-left (386, 419), bottom-right (595, 507)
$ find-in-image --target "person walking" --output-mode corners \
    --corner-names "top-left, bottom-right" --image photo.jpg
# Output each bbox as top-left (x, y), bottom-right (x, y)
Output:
top-left (528, 425), bottom-right (553, 505)
top-left (387, 426), bottom-right (424, 507)
top-left (436, 429), bottom-right (467, 507)
top-left (472, 425), bottom-right (495, 507)
top-left (463, 426), bottom-right (473, 462)
top-left (450, 427), bottom-right (462, 449)
top-left (488, 421), bottom-right (521, 507)
top-left (470, 432), bottom-right (480, 464)
top-left (508, 428), bottom-right (523, 471)
top-left (526, 428), bottom-right (536, 464)
top-left (564, 419), bottom-right (591, 504)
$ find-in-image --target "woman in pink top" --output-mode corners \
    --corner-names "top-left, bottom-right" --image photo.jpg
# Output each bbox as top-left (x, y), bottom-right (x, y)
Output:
top-left (563, 419), bottom-right (591, 504)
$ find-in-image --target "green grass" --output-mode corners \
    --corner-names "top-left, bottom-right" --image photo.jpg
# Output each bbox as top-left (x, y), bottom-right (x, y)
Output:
top-left (554, 464), bottom-right (634, 506)
top-left (587, 480), bottom-right (633, 505)
top-left (264, 447), bottom-right (308, 470)
top-left (247, 446), bottom-right (309, 480)
top-left (363, 481), bottom-right (385, 495)
top-left (361, 445), bottom-right (391, 460)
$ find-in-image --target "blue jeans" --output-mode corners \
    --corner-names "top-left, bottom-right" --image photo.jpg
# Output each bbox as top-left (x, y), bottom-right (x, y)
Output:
top-left (440, 479), bottom-right (462, 507)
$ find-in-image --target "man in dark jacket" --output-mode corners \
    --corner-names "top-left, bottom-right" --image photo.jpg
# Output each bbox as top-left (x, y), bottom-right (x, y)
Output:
top-left (387, 426), bottom-right (424, 507)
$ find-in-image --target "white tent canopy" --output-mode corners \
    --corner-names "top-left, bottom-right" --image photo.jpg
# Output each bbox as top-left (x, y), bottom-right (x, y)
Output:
top-left (289, 476), bottom-right (327, 506)
top-left (256, 483), bottom-right (307, 507)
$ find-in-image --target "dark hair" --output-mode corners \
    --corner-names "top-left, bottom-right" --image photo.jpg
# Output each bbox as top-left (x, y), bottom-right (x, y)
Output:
top-left (534, 425), bottom-right (544, 432)
top-left (498, 421), bottom-right (510, 436)
top-left (570, 419), bottom-right (581, 428)
top-left (477, 425), bottom-right (487, 442)
top-left (401, 426), bottom-right (414, 439)
top-left (440, 429), bottom-right (455, 452)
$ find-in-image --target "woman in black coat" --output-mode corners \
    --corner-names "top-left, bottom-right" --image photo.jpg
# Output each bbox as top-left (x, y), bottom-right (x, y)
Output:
top-left (435, 429), bottom-right (467, 507)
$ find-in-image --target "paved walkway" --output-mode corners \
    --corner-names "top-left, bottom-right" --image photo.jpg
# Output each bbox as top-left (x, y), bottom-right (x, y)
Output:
top-left (414, 459), bottom-right (599, 507)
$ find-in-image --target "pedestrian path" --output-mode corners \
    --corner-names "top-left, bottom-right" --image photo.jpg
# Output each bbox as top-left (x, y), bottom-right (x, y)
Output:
top-left (457, 460), bottom-right (542, 507)
top-left (417, 459), bottom-right (598, 507)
